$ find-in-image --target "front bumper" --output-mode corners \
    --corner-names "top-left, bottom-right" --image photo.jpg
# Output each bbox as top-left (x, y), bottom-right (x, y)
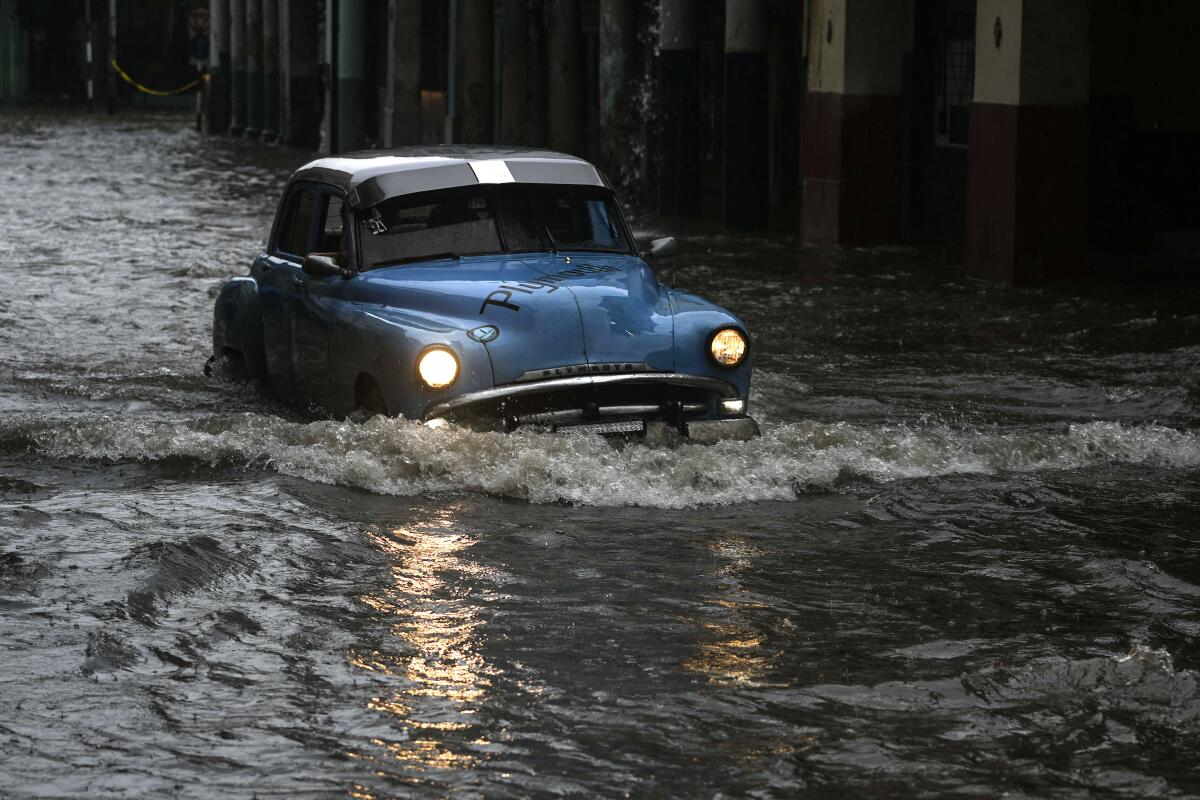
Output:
top-left (422, 372), bottom-right (758, 441)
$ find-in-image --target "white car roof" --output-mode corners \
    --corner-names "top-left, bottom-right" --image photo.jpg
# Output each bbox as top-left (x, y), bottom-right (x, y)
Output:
top-left (292, 146), bottom-right (610, 208)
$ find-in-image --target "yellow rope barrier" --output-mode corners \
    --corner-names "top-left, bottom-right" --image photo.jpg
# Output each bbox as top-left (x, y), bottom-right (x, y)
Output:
top-left (111, 59), bottom-right (208, 96)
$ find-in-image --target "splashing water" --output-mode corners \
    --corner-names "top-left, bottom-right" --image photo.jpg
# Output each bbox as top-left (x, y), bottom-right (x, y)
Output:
top-left (4, 412), bottom-right (1200, 507)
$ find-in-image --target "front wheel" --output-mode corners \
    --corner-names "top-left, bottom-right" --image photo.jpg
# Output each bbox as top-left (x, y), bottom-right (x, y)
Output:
top-left (353, 374), bottom-right (388, 419)
top-left (205, 349), bottom-right (250, 381)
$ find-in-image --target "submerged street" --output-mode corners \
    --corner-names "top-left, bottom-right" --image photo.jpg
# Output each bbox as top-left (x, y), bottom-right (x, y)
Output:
top-left (1, 111), bottom-right (1199, 797)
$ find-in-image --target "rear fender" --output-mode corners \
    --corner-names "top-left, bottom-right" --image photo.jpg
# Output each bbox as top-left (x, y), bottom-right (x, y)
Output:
top-left (212, 277), bottom-right (267, 379)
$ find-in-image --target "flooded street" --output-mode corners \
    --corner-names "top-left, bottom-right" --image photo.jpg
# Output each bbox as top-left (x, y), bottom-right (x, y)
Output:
top-left (2, 110), bottom-right (1200, 798)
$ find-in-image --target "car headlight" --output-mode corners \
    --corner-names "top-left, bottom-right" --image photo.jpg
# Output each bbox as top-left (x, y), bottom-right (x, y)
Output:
top-left (416, 346), bottom-right (459, 390)
top-left (708, 328), bottom-right (747, 367)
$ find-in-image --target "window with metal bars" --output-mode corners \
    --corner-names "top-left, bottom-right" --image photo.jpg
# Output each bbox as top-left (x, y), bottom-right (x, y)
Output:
top-left (934, 0), bottom-right (975, 147)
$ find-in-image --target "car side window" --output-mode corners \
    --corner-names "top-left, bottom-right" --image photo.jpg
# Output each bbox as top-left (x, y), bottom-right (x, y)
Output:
top-left (317, 194), bottom-right (344, 253)
top-left (277, 186), bottom-right (318, 258)
top-left (313, 191), bottom-right (354, 270)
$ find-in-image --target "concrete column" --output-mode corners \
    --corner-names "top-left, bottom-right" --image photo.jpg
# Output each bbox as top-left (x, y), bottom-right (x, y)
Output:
top-left (106, 0), bottom-right (117, 113)
top-left (493, 1), bottom-right (503, 142)
top-left (723, 0), bottom-right (768, 229)
top-left (547, 0), bottom-right (584, 155)
top-left (500, 0), bottom-right (529, 144)
top-left (229, 0), bottom-right (246, 134)
top-left (657, 0), bottom-right (699, 215)
top-left (262, 0), bottom-right (279, 142)
top-left (599, 0), bottom-right (634, 181)
top-left (525, 0), bottom-right (549, 146)
top-left (966, 0), bottom-right (1089, 284)
top-left (336, 0), bottom-right (367, 151)
top-left (245, 0), bottom-right (264, 137)
top-left (390, 0), bottom-right (422, 145)
top-left (280, 0), bottom-right (319, 149)
top-left (802, 0), bottom-right (911, 244)
top-left (207, 0), bottom-right (231, 134)
top-left (446, 0), bottom-right (457, 143)
top-left (0, 0), bottom-right (31, 102)
top-left (456, 0), bottom-right (493, 144)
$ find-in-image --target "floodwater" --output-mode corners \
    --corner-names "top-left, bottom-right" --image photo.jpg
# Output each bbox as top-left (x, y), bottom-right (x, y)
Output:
top-left (1, 110), bottom-right (1199, 799)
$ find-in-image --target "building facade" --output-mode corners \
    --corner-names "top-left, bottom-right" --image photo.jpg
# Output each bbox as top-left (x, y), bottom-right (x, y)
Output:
top-left (5, 0), bottom-right (1196, 285)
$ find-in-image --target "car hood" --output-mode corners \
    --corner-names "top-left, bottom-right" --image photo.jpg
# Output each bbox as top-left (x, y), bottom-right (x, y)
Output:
top-left (355, 253), bottom-right (674, 385)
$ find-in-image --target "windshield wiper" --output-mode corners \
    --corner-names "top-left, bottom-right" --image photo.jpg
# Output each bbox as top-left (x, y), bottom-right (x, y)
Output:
top-left (541, 223), bottom-right (559, 254)
top-left (374, 252), bottom-right (461, 268)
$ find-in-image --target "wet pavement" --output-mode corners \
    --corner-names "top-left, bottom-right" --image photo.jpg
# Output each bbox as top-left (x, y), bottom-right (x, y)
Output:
top-left (1, 110), bottom-right (1199, 798)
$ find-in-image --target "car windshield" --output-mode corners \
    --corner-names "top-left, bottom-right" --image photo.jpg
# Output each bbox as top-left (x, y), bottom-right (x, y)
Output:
top-left (357, 184), bottom-right (632, 270)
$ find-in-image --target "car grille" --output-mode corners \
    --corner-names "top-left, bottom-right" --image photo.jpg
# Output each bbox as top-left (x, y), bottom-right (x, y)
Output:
top-left (513, 362), bottom-right (655, 382)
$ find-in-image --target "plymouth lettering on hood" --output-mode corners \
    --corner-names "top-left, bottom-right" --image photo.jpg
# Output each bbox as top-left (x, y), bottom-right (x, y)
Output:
top-left (479, 263), bottom-right (621, 314)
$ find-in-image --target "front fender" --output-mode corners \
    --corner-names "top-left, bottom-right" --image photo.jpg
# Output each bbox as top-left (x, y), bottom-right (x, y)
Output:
top-left (668, 289), bottom-right (753, 398)
top-left (212, 277), bottom-right (267, 379)
top-left (327, 303), bottom-right (494, 420)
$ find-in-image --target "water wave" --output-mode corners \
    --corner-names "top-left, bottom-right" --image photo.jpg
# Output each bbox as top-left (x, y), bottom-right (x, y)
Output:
top-left (3, 414), bottom-right (1197, 507)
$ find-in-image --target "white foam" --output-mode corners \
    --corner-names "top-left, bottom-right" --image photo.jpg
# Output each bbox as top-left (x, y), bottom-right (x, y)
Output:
top-left (5, 415), bottom-right (1199, 508)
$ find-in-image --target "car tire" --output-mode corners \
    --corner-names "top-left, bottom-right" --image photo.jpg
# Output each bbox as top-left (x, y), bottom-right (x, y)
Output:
top-left (354, 374), bottom-right (388, 419)
top-left (206, 349), bottom-right (250, 381)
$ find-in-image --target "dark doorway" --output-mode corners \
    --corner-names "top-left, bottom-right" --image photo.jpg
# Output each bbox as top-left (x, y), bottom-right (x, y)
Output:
top-left (1090, 0), bottom-right (1200, 265)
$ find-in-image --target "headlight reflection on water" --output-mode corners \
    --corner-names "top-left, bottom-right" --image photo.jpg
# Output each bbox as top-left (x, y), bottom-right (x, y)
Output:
top-left (350, 506), bottom-right (495, 774)
top-left (680, 534), bottom-right (777, 687)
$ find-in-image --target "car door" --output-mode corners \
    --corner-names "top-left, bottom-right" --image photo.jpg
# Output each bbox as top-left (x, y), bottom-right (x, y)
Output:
top-left (290, 189), bottom-right (351, 409)
top-left (257, 182), bottom-right (319, 390)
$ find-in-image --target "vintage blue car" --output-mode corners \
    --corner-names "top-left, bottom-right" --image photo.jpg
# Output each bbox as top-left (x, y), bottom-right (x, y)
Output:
top-left (210, 146), bottom-right (757, 441)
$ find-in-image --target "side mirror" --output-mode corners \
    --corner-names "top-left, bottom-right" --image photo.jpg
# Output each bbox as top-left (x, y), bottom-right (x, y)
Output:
top-left (644, 236), bottom-right (678, 259)
top-left (303, 253), bottom-right (342, 278)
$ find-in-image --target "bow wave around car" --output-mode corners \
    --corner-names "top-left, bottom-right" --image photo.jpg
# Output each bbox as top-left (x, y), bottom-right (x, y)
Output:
top-left (209, 146), bottom-right (758, 441)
